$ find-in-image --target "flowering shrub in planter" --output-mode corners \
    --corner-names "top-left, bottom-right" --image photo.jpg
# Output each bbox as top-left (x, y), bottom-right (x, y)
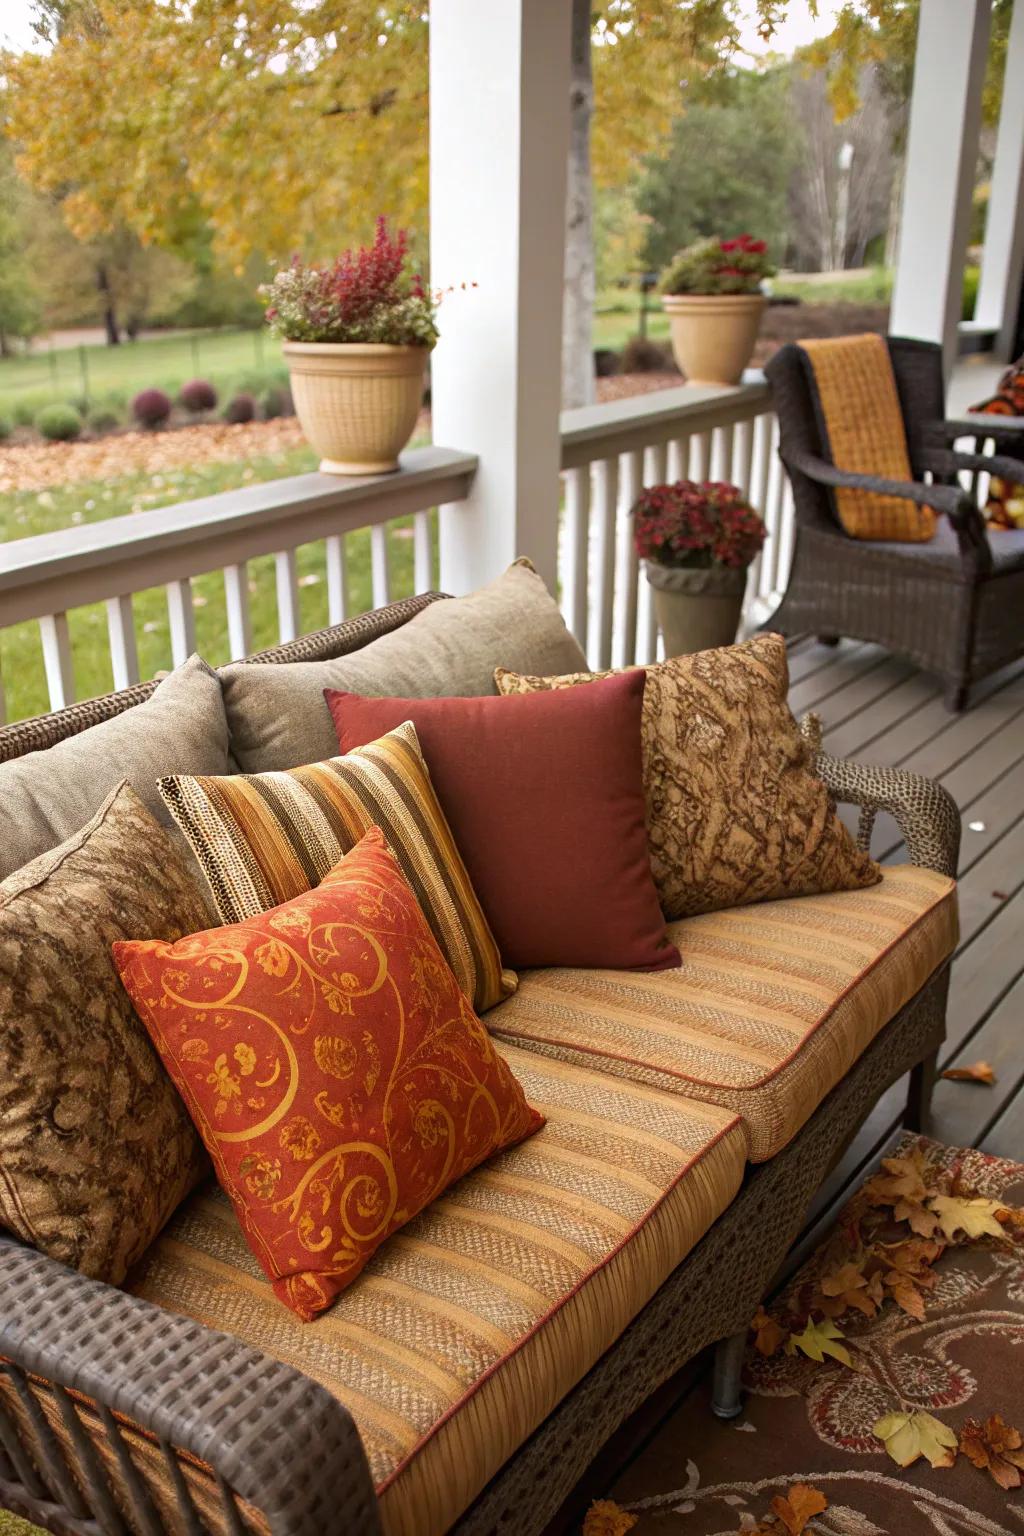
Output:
top-left (659, 235), bottom-right (775, 386)
top-left (260, 218), bottom-right (439, 475)
top-left (633, 480), bottom-right (766, 655)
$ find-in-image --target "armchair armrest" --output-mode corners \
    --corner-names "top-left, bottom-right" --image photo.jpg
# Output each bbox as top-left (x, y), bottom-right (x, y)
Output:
top-left (0, 1237), bottom-right (380, 1536)
top-left (783, 448), bottom-right (976, 525)
top-left (941, 413), bottom-right (1024, 442)
top-left (799, 714), bottom-right (960, 877)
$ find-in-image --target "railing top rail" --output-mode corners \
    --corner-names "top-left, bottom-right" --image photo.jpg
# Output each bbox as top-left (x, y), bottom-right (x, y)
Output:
top-left (559, 373), bottom-right (771, 470)
top-left (0, 447), bottom-right (477, 626)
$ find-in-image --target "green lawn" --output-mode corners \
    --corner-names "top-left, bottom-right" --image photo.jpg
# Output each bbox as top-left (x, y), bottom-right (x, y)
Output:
top-left (0, 441), bottom-right (436, 723)
top-left (0, 328), bottom-right (283, 426)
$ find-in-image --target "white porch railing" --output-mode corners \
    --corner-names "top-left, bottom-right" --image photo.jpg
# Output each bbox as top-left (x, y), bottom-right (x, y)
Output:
top-left (0, 381), bottom-right (795, 726)
top-left (559, 375), bottom-right (791, 670)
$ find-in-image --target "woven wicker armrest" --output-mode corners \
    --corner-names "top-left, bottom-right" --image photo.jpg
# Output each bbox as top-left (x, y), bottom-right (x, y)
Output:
top-left (941, 413), bottom-right (1024, 442)
top-left (784, 448), bottom-right (974, 523)
top-left (0, 1237), bottom-right (381, 1536)
top-left (799, 714), bottom-right (960, 876)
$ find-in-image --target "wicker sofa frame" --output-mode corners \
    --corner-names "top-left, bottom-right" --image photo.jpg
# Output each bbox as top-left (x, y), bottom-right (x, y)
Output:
top-left (0, 595), bottom-right (961, 1536)
top-left (764, 335), bottom-right (1024, 711)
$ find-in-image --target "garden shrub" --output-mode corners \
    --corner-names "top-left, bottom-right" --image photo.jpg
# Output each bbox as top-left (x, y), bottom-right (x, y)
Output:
top-left (87, 407), bottom-right (122, 435)
top-left (224, 391), bottom-right (257, 424)
top-left (261, 383), bottom-right (294, 419)
top-left (0, 414), bottom-right (11, 441)
top-left (37, 403), bottom-right (84, 442)
top-left (179, 378), bottom-right (218, 413)
top-left (621, 336), bottom-right (677, 374)
top-left (132, 387), bottom-right (173, 428)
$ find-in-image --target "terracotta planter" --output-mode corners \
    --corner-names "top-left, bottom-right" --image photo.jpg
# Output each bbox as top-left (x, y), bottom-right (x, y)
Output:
top-left (645, 561), bottom-right (746, 657)
top-left (282, 341), bottom-right (428, 475)
top-left (661, 293), bottom-right (766, 386)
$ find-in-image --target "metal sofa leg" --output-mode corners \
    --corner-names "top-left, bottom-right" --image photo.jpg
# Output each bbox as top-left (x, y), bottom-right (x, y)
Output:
top-left (711, 1330), bottom-right (746, 1420)
top-left (904, 1047), bottom-right (938, 1135)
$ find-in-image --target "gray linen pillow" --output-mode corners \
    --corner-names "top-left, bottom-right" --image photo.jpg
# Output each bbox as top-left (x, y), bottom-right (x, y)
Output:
top-left (220, 559), bottom-right (588, 771)
top-left (0, 654), bottom-right (231, 880)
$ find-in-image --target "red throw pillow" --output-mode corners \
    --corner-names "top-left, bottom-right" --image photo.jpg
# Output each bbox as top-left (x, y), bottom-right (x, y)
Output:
top-left (325, 670), bottom-right (679, 972)
top-left (113, 828), bottom-right (543, 1320)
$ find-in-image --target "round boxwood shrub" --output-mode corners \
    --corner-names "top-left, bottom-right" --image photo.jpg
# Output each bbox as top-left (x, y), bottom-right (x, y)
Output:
top-left (88, 407), bottom-right (122, 435)
top-left (37, 402), bottom-right (84, 442)
top-left (260, 383), bottom-right (294, 419)
top-left (179, 377), bottom-right (218, 413)
top-left (132, 387), bottom-right (173, 429)
top-left (223, 391), bottom-right (257, 424)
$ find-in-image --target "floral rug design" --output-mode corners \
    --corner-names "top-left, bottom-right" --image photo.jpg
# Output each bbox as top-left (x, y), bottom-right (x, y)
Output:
top-left (600, 1136), bottom-right (1024, 1535)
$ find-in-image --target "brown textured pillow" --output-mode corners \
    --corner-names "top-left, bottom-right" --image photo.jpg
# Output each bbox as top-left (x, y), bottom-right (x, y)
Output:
top-left (495, 633), bottom-right (879, 919)
top-left (0, 783), bottom-right (212, 1283)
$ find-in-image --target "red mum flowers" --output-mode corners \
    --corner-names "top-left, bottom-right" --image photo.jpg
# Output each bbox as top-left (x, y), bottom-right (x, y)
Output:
top-left (632, 480), bottom-right (766, 571)
top-left (662, 234), bottom-right (775, 297)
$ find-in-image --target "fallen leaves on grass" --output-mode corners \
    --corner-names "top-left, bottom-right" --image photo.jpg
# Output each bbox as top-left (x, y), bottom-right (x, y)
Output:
top-left (582, 1500), bottom-right (638, 1536)
top-left (873, 1409), bottom-right (958, 1469)
top-left (959, 1414), bottom-right (1024, 1489)
top-left (941, 1061), bottom-right (996, 1085)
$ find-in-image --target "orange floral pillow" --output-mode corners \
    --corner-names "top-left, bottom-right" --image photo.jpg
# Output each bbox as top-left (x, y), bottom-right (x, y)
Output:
top-left (114, 828), bottom-right (543, 1320)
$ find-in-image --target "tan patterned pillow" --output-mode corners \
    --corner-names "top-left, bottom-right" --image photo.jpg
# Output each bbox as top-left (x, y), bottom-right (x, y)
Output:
top-left (0, 783), bottom-right (212, 1283)
top-left (159, 721), bottom-right (516, 1014)
top-left (495, 633), bottom-right (879, 919)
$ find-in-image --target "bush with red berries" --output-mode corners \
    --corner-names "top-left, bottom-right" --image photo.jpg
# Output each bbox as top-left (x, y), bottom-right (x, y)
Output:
top-left (661, 235), bottom-right (775, 297)
top-left (260, 217), bottom-right (439, 347)
top-left (132, 388), bottom-right (172, 429)
top-left (633, 480), bottom-right (766, 570)
top-left (179, 378), bottom-right (218, 414)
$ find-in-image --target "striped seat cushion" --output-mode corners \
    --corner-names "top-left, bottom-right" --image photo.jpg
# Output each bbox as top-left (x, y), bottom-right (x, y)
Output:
top-left (486, 866), bottom-right (958, 1162)
top-left (113, 1046), bottom-right (744, 1536)
top-left (159, 720), bottom-right (515, 1014)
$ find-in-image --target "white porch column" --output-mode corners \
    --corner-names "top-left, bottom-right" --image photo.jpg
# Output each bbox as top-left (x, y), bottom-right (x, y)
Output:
top-left (890, 0), bottom-right (991, 376)
top-left (974, 0), bottom-right (1024, 357)
top-left (429, 0), bottom-right (572, 595)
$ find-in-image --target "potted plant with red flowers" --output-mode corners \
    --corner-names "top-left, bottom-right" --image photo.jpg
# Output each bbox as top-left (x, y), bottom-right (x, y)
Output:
top-left (261, 218), bottom-right (438, 475)
top-left (660, 234), bottom-right (775, 386)
top-left (633, 479), bottom-right (767, 655)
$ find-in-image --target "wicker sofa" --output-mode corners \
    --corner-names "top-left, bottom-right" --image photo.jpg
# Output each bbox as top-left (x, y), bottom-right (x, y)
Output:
top-left (0, 593), bottom-right (961, 1536)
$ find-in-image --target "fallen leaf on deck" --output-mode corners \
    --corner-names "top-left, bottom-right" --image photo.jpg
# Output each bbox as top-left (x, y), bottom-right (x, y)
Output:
top-left (751, 1305), bottom-right (788, 1356)
top-left (873, 1409), bottom-right (958, 1469)
top-left (940, 1060), bottom-right (996, 1084)
top-left (786, 1316), bottom-right (852, 1367)
top-left (816, 1261), bottom-right (884, 1319)
top-left (582, 1499), bottom-right (638, 1536)
top-left (959, 1414), bottom-right (1024, 1489)
top-left (770, 1483), bottom-right (829, 1534)
top-left (928, 1194), bottom-right (1011, 1242)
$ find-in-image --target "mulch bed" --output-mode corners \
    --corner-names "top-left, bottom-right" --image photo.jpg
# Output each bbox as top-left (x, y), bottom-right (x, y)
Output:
top-left (599, 1135), bottom-right (1024, 1535)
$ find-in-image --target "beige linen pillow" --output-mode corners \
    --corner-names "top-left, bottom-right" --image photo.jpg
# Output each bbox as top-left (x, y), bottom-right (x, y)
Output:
top-left (0, 783), bottom-right (213, 1283)
top-left (0, 653), bottom-right (231, 880)
top-left (219, 559), bottom-right (588, 771)
top-left (495, 632), bottom-right (880, 919)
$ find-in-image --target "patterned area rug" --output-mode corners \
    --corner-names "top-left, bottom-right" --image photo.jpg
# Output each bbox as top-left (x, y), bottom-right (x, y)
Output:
top-left (600, 1136), bottom-right (1024, 1535)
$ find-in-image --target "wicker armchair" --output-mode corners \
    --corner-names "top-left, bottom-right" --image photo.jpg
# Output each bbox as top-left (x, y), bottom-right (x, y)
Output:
top-left (764, 336), bottom-right (1024, 710)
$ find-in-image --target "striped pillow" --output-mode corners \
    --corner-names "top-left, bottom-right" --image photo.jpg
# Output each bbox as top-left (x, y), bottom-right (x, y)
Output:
top-left (158, 722), bottom-right (515, 1013)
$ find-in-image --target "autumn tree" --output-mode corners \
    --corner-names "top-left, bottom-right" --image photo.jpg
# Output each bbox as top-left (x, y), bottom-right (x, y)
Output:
top-left (0, 137), bottom-right (41, 353)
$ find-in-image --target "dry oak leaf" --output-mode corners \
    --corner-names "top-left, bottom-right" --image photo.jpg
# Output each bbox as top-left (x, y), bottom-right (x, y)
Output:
top-left (959, 1414), bottom-right (1024, 1490)
top-left (928, 1194), bottom-right (1010, 1243)
top-left (770, 1483), bottom-right (829, 1534)
top-left (862, 1151), bottom-right (930, 1209)
top-left (751, 1306), bottom-right (788, 1356)
top-left (582, 1500), bottom-right (638, 1536)
top-left (873, 1409), bottom-right (958, 1469)
top-left (785, 1316), bottom-right (852, 1368)
top-left (941, 1060), bottom-right (996, 1085)
top-left (816, 1261), bottom-right (884, 1320)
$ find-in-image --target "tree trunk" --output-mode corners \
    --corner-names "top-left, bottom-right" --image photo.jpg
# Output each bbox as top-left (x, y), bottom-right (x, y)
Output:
top-left (562, 0), bottom-right (596, 408)
top-left (97, 263), bottom-right (120, 345)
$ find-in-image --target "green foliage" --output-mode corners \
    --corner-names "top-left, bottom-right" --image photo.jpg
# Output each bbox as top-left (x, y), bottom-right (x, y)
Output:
top-left (260, 383), bottom-right (293, 419)
top-left (0, 138), bottom-right (42, 348)
top-left (36, 401), bottom-right (83, 441)
top-left (639, 69), bottom-right (796, 274)
top-left (661, 234), bottom-right (775, 296)
top-left (0, 413), bottom-right (11, 440)
top-left (86, 406), bottom-right (123, 434)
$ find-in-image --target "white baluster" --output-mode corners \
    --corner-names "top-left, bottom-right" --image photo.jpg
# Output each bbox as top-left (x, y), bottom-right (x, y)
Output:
top-left (413, 510), bottom-right (433, 594)
top-left (275, 550), bottom-right (300, 644)
top-left (711, 423), bottom-right (735, 481)
top-left (561, 464), bottom-right (591, 646)
top-left (735, 418), bottom-right (755, 497)
top-left (591, 457), bottom-right (619, 671)
top-left (615, 449), bottom-right (643, 668)
top-left (326, 535), bottom-right (348, 625)
top-left (695, 430), bottom-right (713, 481)
top-left (223, 564), bottom-right (253, 660)
top-left (166, 579), bottom-right (196, 667)
top-left (756, 413), bottom-right (778, 603)
top-left (667, 436), bottom-right (690, 482)
top-left (105, 595), bottom-right (140, 691)
top-left (767, 418), bottom-right (788, 600)
top-left (638, 444), bottom-right (667, 664)
top-left (370, 524), bottom-right (391, 608)
top-left (39, 612), bottom-right (74, 710)
top-left (0, 660), bottom-right (6, 727)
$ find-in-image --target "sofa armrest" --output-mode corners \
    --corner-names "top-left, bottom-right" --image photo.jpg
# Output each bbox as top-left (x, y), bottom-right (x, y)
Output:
top-left (0, 1237), bottom-right (380, 1536)
top-left (799, 714), bottom-right (960, 877)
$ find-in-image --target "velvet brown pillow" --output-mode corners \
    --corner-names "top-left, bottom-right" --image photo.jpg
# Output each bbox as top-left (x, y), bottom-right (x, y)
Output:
top-left (326, 671), bottom-right (679, 973)
top-left (0, 783), bottom-right (212, 1283)
top-left (494, 633), bottom-right (880, 920)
